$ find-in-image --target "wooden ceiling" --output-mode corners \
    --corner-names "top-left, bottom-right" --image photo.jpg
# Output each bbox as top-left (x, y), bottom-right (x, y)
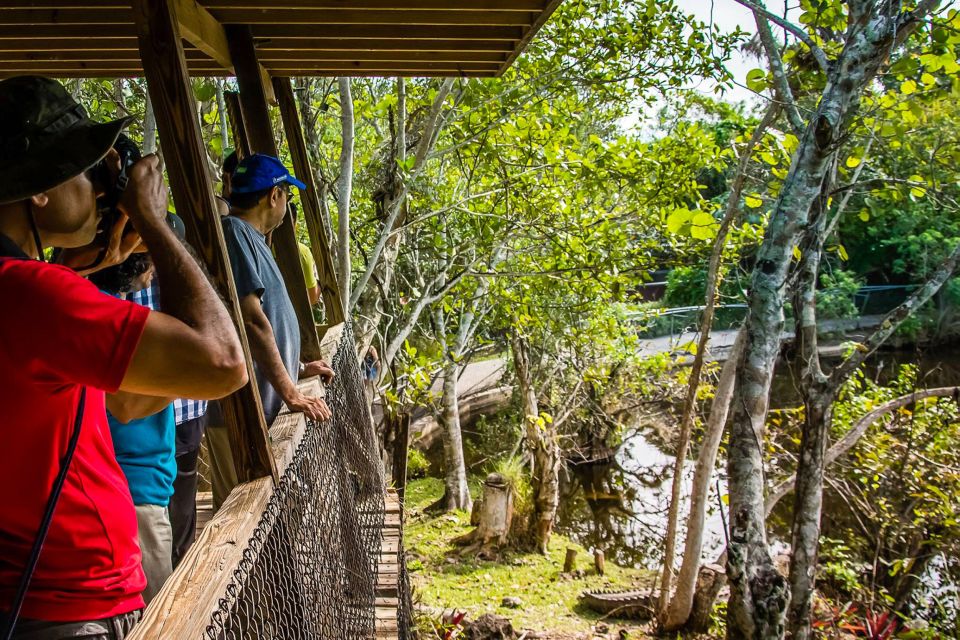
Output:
top-left (0, 0), bottom-right (563, 78)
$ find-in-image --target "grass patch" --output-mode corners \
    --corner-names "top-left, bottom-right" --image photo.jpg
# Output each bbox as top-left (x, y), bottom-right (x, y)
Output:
top-left (404, 477), bottom-right (656, 636)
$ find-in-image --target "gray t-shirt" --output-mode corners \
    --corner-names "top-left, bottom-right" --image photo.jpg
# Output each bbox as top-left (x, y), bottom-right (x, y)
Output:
top-left (217, 215), bottom-right (301, 424)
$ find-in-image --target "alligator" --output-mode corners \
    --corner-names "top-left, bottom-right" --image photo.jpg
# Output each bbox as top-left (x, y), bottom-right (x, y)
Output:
top-left (579, 589), bottom-right (654, 620)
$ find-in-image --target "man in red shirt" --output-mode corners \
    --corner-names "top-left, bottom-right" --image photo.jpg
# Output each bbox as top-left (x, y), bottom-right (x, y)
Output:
top-left (0, 77), bottom-right (248, 638)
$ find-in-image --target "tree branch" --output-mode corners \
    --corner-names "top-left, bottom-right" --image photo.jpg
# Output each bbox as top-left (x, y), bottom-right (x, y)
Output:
top-left (765, 386), bottom-right (960, 515)
top-left (831, 238), bottom-right (960, 384)
top-left (753, 9), bottom-right (806, 133)
top-left (735, 0), bottom-right (830, 74)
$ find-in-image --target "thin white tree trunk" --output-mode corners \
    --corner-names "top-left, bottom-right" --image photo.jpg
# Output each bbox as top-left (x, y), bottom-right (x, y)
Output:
top-left (336, 77), bottom-right (354, 312)
top-left (659, 104), bottom-right (778, 621)
top-left (435, 307), bottom-right (471, 511)
top-left (143, 87), bottom-right (157, 154)
top-left (663, 329), bottom-right (745, 630)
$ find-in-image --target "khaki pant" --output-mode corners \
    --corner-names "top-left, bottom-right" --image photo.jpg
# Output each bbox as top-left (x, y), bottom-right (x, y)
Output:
top-left (205, 423), bottom-right (238, 512)
top-left (135, 505), bottom-right (172, 605)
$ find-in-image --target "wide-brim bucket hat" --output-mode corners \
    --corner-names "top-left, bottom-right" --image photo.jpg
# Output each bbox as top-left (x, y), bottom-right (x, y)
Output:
top-left (0, 75), bottom-right (132, 205)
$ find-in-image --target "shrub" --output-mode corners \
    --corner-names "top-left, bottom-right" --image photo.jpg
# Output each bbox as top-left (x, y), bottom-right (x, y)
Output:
top-left (816, 269), bottom-right (863, 320)
top-left (407, 447), bottom-right (431, 479)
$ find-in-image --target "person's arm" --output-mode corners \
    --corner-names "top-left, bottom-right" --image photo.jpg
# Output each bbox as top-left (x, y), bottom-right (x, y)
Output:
top-left (307, 284), bottom-right (321, 306)
top-left (57, 213), bottom-right (146, 276)
top-left (106, 391), bottom-right (172, 424)
top-left (117, 156), bottom-right (247, 399)
top-left (239, 293), bottom-right (331, 421)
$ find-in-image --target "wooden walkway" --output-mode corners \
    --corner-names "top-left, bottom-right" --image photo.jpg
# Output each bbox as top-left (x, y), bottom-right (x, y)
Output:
top-left (194, 487), bottom-right (403, 639)
top-left (375, 489), bottom-right (402, 639)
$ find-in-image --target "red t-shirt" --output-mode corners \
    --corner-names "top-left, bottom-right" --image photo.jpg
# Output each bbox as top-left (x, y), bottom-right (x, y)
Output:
top-left (0, 257), bottom-right (149, 621)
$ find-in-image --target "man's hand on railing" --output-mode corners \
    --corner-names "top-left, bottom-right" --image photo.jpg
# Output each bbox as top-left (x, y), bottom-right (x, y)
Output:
top-left (302, 360), bottom-right (335, 384)
top-left (284, 389), bottom-right (332, 422)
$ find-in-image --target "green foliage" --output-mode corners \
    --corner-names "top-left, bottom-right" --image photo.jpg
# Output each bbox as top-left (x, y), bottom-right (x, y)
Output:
top-left (770, 366), bottom-right (960, 632)
top-left (816, 270), bottom-right (863, 320)
top-left (663, 265), bottom-right (746, 308)
top-left (491, 456), bottom-right (533, 530)
top-left (407, 448), bottom-right (431, 480)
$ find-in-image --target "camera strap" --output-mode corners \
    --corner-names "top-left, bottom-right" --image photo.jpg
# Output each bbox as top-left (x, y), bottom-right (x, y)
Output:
top-left (0, 242), bottom-right (86, 639)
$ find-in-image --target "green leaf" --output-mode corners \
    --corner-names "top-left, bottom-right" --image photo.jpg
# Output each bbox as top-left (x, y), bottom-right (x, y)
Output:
top-left (901, 79), bottom-right (917, 95)
top-left (846, 156), bottom-right (861, 168)
top-left (666, 208), bottom-right (691, 234)
top-left (744, 194), bottom-right (763, 209)
top-left (793, 246), bottom-right (802, 261)
top-left (746, 68), bottom-right (767, 92)
top-left (858, 210), bottom-right (870, 222)
top-left (690, 212), bottom-right (717, 240)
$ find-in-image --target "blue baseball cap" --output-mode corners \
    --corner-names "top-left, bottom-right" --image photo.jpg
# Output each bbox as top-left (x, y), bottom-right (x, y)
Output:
top-left (230, 153), bottom-right (307, 194)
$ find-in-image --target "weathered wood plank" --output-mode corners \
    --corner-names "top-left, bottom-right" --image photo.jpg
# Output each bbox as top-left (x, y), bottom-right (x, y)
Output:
top-left (131, 0), bottom-right (276, 484)
top-left (173, 0), bottom-right (232, 71)
top-left (0, 7), bottom-right (534, 25)
top-left (498, 0), bottom-right (563, 75)
top-left (212, 9), bottom-right (534, 26)
top-left (273, 76), bottom-right (346, 326)
top-left (250, 23), bottom-right (523, 40)
top-left (256, 37), bottom-right (515, 52)
top-left (223, 90), bottom-right (250, 159)
top-left (205, 0), bottom-right (543, 9)
top-left (126, 476), bottom-right (272, 640)
top-left (227, 23), bottom-right (323, 362)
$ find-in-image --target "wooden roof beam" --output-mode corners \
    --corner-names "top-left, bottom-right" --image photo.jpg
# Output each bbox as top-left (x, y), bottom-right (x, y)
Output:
top-left (172, 0), bottom-right (276, 102)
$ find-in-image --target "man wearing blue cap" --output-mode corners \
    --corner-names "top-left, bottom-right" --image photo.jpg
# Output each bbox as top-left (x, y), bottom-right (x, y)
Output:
top-left (206, 153), bottom-right (334, 509)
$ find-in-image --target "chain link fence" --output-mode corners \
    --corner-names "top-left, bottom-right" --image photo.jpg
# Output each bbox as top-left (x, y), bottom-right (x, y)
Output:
top-left (204, 323), bottom-right (392, 639)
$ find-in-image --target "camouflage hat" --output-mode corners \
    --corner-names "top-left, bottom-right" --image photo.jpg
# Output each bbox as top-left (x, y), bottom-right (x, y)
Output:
top-left (0, 76), bottom-right (132, 205)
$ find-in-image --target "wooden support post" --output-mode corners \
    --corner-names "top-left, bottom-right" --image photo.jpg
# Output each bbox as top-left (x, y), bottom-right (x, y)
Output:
top-left (390, 411), bottom-right (411, 503)
top-left (594, 549), bottom-right (605, 576)
top-left (223, 90), bottom-right (249, 159)
top-left (273, 76), bottom-right (346, 326)
top-left (226, 23), bottom-right (322, 362)
top-left (563, 548), bottom-right (577, 574)
top-left (131, 0), bottom-right (276, 483)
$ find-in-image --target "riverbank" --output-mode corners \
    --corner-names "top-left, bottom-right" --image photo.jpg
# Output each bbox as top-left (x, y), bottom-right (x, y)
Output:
top-left (405, 478), bottom-right (666, 639)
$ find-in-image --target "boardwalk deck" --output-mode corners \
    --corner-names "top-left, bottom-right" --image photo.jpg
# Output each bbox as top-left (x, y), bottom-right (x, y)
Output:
top-left (193, 483), bottom-right (405, 638)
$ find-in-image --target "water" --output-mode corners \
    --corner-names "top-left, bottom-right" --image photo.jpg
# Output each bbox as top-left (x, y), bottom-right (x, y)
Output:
top-left (556, 432), bottom-right (729, 570)
top-left (554, 344), bottom-right (960, 573)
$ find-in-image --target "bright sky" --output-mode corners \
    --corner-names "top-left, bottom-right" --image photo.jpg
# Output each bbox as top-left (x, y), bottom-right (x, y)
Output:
top-left (675, 0), bottom-right (761, 105)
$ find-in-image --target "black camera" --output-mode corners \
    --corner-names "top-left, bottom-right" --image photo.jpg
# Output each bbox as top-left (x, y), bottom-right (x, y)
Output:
top-left (91, 133), bottom-right (141, 244)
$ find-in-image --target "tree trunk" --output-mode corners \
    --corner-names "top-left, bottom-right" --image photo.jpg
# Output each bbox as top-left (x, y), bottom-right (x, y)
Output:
top-left (659, 105), bottom-right (778, 620)
top-left (215, 78), bottom-right (229, 157)
top-left (439, 358), bottom-right (472, 511)
top-left (725, 8), bottom-right (922, 636)
top-left (786, 178), bottom-right (833, 640)
top-left (143, 88), bottom-right (157, 154)
top-left (434, 306), bottom-right (471, 512)
top-left (511, 330), bottom-right (559, 553)
top-left (663, 329), bottom-right (745, 631)
top-left (336, 77), bottom-right (354, 311)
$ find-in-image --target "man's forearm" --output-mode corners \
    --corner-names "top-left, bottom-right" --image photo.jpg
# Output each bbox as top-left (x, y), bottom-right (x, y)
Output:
top-left (137, 220), bottom-right (236, 346)
top-left (245, 316), bottom-right (298, 401)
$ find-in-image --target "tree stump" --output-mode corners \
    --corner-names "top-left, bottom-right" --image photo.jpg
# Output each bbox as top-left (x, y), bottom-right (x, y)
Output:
top-left (594, 549), bottom-right (605, 576)
top-left (687, 563), bottom-right (725, 633)
top-left (563, 548), bottom-right (577, 573)
top-left (475, 473), bottom-right (513, 547)
top-left (454, 473), bottom-right (514, 550)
